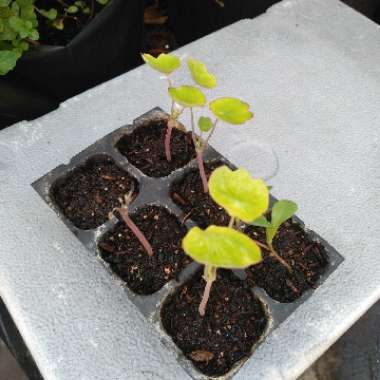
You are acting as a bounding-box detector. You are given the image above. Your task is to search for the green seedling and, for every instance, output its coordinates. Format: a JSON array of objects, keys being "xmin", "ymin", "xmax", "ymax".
[
  {"xmin": 251, "ymin": 199, "xmax": 298, "ymax": 272},
  {"xmin": 141, "ymin": 52, "xmax": 183, "ymax": 162},
  {"xmin": 142, "ymin": 53, "xmax": 254, "ymax": 193},
  {"xmin": 187, "ymin": 62, "xmax": 253, "ymax": 193},
  {"xmin": 182, "ymin": 225, "xmax": 262, "ymax": 316}
]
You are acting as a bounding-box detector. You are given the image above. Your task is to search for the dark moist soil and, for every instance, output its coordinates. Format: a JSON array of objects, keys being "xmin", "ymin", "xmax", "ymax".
[
  {"xmin": 245, "ymin": 219, "xmax": 329, "ymax": 302},
  {"xmin": 98, "ymin": 205, "xmax": 191, "ymax": 295},
  {"xmin": 35, "ymin": 0, "xmax": 107, "ymax": 46},
  {"xmin": 170, "ymin": 161, "xmax": 230, "ymax": 227},
  {"xmin": 161, "ymin": 270, "xmax": 268, "ymax": 377},
  {"xmin": 51, "ymin": 155, "xmax": 138, "ymax": 230},
  {"xmin": 116, "ymin": 120, "xmax": 195, "ymax": 177}
]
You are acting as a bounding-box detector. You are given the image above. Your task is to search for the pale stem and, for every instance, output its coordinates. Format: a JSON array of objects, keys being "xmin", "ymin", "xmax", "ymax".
[
  {"xmin": 165, "ymin": 121, "xmax": 173, "ymax": 162},
  {"xmin": 199, "ymin": 265, "xmax": 217, "ymax": 317},
  {"xmin": 114, "ymin": 193, "xmax": 153, "ymax": 257},
  {"xmin": 116, "ymin": 208, "xmax": 153, "ymax": 257},
  {"xmin": 190, "ymin": 108, "xmax": 209, "ymax": 193},
  {"xmin": 196, "ymin": 149, "xmax": 208, "ymax": 193},
  {"xmin": 250, "ymin": 238, "xmax": 292, "ymax": 272},
  {"xmin": 228, "ymin": 216, "xmax": 235, "ymax": 228},
  {"xmin": 204, "ymin": 119, "xmax": 218, "ymax": 147},
  {"xmin": 268, "ymin": 243, "xmax": 293, "ymax": 273}
]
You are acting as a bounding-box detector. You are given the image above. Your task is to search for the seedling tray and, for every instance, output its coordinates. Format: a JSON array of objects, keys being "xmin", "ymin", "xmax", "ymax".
[{"xmin": 33, "ymin": 108, "xmax": 343, "ymax": 379}]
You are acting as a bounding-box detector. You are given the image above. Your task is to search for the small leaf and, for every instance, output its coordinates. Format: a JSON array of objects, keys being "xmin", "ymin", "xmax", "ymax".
[
  {"xmin": 52, "ymin": 18, "xmax": 64, "ymax": 30},
  {"xmin": 141, "ymin": 52, "xmax": 180, "ymax": 74},
  {"xmin": 209, "ymin": 166, "xmax": 269, "ymax": 223},
  {"xmin": 38, "ymin": 8, "xmax": 57, "ymax": 20},
  {"xmin": 96, "ymin": 0, "xmax": 109, "ymax": 4},
  {"xmin": 188, "ymin": 58, "xmax": 217, "ymax": 89},
  {"xmin": 168, "ymin": 85, "xmax": 206, "ymax": 108},
  {"xmin": 198, "ymin": 116, "xmax": 213, "ymax": 132},
  {"xmin": 183, "ymin": 225, "xmax": 262, "ymax": 269},
  {"xmin": 66, "ymin": 5, "xmax": 78, "ymax": 13},
  {"xmin": 251, "ymin": 215, "xmax": 271, "ymax": 228},
  {"xmin": 267, "ymin": 200, "xmax": 298, "ymax": 245},
  {"xmin": 0, "ymin": 49, "xmax": 21, "ymax": 75},
  {"xmin": 209, "ymin": 97, "xmax": 253, "ymax": 124}
]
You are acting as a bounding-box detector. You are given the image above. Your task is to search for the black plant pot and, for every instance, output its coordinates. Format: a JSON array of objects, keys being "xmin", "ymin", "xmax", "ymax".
[
  {"xmin": 168, "ymin": 0, "xmax": 280, "ymax": 45},
  {"xmin": 6, "ymin": 0, "xmax": 144, "ymax": 102}
]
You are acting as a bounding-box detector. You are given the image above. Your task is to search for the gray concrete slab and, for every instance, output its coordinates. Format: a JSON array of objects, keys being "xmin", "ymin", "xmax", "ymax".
[{"xmin": 0, "ymin": 0, "xmax": 379, "ymax": 379}]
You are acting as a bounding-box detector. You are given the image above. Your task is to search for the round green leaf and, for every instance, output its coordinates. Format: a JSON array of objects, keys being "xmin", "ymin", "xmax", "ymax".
[
  {"xmin": 66, "ymin": 5, "xmax": 78, "ymax": 13},
  {"xmin": 168, "ymin": 85, "xmax": 206, "ymax": 108},
  {"xmin": 188, "ymin": 58, "xmax": 217, "ymax": 89},
  {"xmin": 141, "ymin": 53, "xmax": 181, "ymax": 75},
  {"xmin": 39, "ymin": 8, "xmax": 58, "ymax": 20},
  {"xmin": 209, "ymin": 166, "xmax": 269, "ymax": 223},
  {"xmin": 198, "ymin": 116, "xmax": 213, "ymax": 132},
  {"xmin": 209, "ymin": 97, "xmax": 253, "ymax": 124},
  {"xmin": 182, "ymin": 225, "xmax": 262, "ymax": 269},
  {"xmin": 0, "ymin": 49, "xmax": 21, "ymax": 75}
]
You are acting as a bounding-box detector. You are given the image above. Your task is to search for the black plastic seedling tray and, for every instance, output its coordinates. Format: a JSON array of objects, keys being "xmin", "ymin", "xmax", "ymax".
[{"xmin": 32, "ymin": 108, "xmax": 344, "ymax": 379}]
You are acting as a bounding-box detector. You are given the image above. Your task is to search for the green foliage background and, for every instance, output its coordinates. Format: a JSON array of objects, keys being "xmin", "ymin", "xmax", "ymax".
[{"xmin": 0, "ymin": 0, "xmax": 39, "ymax": 75}]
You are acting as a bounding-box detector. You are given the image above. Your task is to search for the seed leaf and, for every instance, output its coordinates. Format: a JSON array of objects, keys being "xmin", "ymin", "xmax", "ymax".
[
  {"xmin": 188, "ymin": 58, "xmax": 216, "ymax": 89},
  {"xmin": 198, "ymin": 116, "xmax": 213, "ymax": 132},
  {"xmin": 251, "ymin": 215, "xmax": 271, "ymax": 228},
  {"xmin": 142, "ymin": 52, "xmax": 180, "ymax": 74},
  {"xmin": 209, "ymin": 97, "xmax": 253, "ymax": 124},
  {"xmin": 38, "ymin": 8, "xmax": 57, "ymax": 20},
  {"xmin": 209, "ymin": 166, "xmax": 269, "ymax": 223},
  {"xmin": 168, "ymin": 85, "xmax": 206, "ymax": 108},
  {"xmin": 183, "ymin": 225, "xmax": 262, "ymax": 269},
  {"xmin": 267, "ymin": 200, "xmax": 298, "ymax": 245}
]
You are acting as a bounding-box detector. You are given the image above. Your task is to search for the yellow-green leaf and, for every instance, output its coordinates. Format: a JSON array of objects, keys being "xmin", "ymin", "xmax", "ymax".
[
  {"xmin": 267, "ymin": 200, "xmax": 298, "ymax": 245},
  {"xmin": 198, "ymin": 116, "xmax": 213, "ymax": 132},
  {"xmin": 209, "ymin": 166, "xmax": 269, "ymax": 223},
  {"xmin": 188, "ymin": 58, "xmax": 216, "ymax": 89},
  {"xmin": 168, "ymin": 85, "xmax": 206, "ymax": 108},
  {"xmin": 182, "ymin": 225, "xmax": 262, "ymax": 268},
  {"xmin": 141, "ymin": 53, "xmax": 180, "ymax": 74},
  {"xmin": 209, "ymin": 97, "xmax": 253, "ymax": 124}
]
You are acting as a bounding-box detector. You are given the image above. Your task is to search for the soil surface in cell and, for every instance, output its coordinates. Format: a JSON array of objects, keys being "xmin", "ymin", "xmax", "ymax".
[
  {"xmin": 245, "ymin": 219, "xmax": 329, "ymax": 302},
  {"xmin": 98, "ymin": 205, "xmax": 191, "ymax": 294},
  {"xmin": 116, "ymin": 120, "xmax": 195, "ymax": 177},
  {"xmin": 35, "ymin": 0, "xmax": 107, "ymax": 46},
  {"xmin": 171, "ymin": 161, "xmax": 230, "ymax": 227},
  {"xmin": 52, "ymin": 155, "xmax": 138, "ymax": 230},
  {"xmin": 161, "ymin": 270, "xmax": 268, "ymax": 377}
]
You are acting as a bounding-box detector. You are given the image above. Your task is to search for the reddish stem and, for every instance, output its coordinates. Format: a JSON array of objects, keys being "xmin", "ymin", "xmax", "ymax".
[
  {"xmin": 165, "ymin": 121, "xmax": 173, "ymax": 162},
  {"xmin": 116, "ymin": 208, "xmax": 153, "ymax": 257},
  {"xmin": 196, "ymin": 149, "xmax": 208, "ymax": 193},
  {"xmin": 199, "ymin": 278, "xmax": 213, "ymax": 316}
]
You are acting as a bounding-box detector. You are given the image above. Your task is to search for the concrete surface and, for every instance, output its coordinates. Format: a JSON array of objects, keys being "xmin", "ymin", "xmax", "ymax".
[{"xmin": 0, "ymin": 0, "xmax": 380, "ymax": 379}]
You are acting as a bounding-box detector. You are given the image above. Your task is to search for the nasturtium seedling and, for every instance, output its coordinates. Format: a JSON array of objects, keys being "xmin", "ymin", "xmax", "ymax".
[
  {"xmin": 141, "ymin": 53, "xmax": 181, "ymax": 75},
  {"xmin": 168, "ymin": 85, "xmax": 206, "ymax": 108},
  {"xmin": 209, "ymin": 166, "xmax": 269, "ymax": 223},
  {"xmin": 251, "ymin": 199, "xmax": 298, "ymax": 272},
  {"xmin": 183, "ymin": 225, "xmax": 262, "ymax": 316},
  {"xmin": 210, "ymin": 97, "xmax": 253, "ymax": 124},
  {"xmin": 252, "ymin": 200, "xmax": 298, "ymax": 246},
  {"xmin": 188, "ymin": 58, "xmax": 216, "ymax": 89},
  {"xmin": 141, "ymin": 51, "xmax": 255, "ymax": 191}
]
